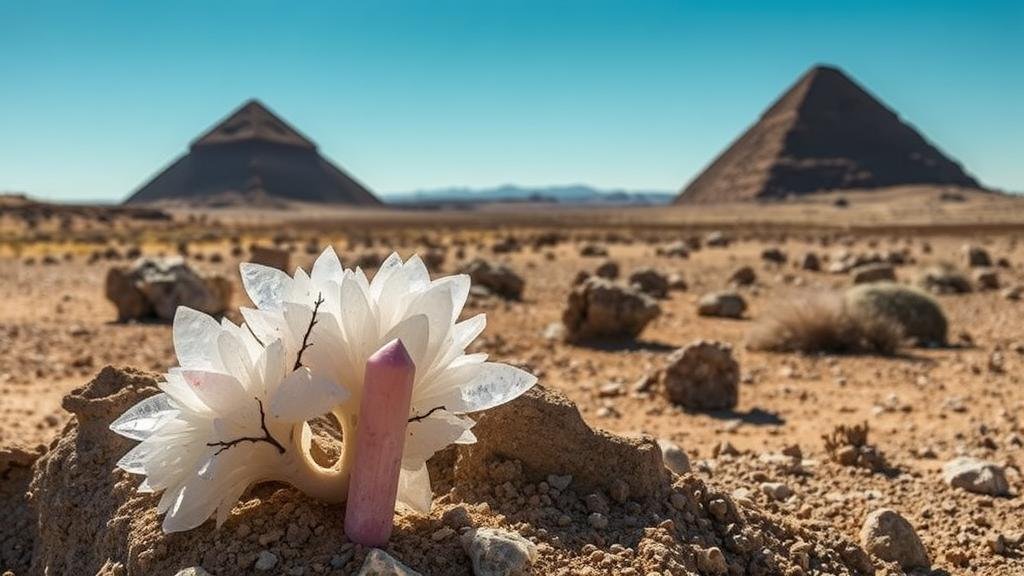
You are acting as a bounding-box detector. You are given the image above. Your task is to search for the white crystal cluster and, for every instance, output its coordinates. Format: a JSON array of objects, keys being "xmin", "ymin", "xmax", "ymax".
[{"xmin": 111, "ymin": 248, "xmax": 536, "ymax": 532}]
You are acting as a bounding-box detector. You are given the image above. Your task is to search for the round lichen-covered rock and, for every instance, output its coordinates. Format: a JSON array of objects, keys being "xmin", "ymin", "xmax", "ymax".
[{"xmin": 844, "ymin": 282, "xmax": 948, "ymax": 346}]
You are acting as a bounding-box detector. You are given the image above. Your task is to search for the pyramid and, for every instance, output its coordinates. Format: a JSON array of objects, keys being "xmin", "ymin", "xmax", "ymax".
[
  {"xmin": 125, "ymin": 100, "xmax": 381, "ymax": 206},
  {"xmin": 676, "ymin": 65, "xmax": 980, "ymax": 204}
]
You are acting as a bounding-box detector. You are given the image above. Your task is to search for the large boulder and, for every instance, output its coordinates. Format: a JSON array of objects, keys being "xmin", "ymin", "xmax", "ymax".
[
  {"xmin": 460, "ymin": 258, "xmax": 525, "ymax": 300},
  {"xmin": 844, "ymin": 283, "xmax": 947, "ymax": 346},
  {"xmin": 105, "ymin": 257, "xmax": 232, "ymax": 321},
  {"xmin": 660, "ymin": 341, "xmax": 740, "ymax": 411},
  {"xmin": 562, "ymin": 278, "xmax": 661, "ymax": 342}
]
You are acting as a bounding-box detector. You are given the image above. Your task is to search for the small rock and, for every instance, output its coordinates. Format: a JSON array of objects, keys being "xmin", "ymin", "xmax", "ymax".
[
  {"xmin": 588, "ymin": 513, "xmax": 609, "ymax": 529},
  {"xmin": 760, "ymin": 482, "xmax": 793, "ymax": 501},
  {"xmin": 801, "ymin": 253, "xmax": 821, "ymax": 271},
  {"xmin": 562, "ymin": 278, "xmax": 661, "ymax": 341},
  {"xmin": 460, "ymin": 258, "xmax": 525, "ymax": 300},
  {"xmin": 250, "ymin": 245, "xmax": 291, "ymax": 271},
  {"xmin": 942, "ymin": 457, "xmax": 1011, "ymax": 496},
  {"xmin": 546, "ymin": 474, "xmax": 573, "ymax": 492},
  {"xmin": 963, "ymin": 244, "xmax": 992, "ymax": 267},
  {"xmin": 851, "ymin": 263, "xmax": 896, "ymax": 284},
  {"xmin": 174, "ymin": 568, "xmax": 212, "ymax": 576},
  {"xmin": 973, "ymin": 268, "xmax": 999, "ymax": 290},
  {"xmin": 916, "ymin": 263, "xmax": 972, "ymax": 294},
  {"xmin": 657, "ymin": 241, "xmax": 690, "ymax": 258},
  {"xmin": 432, "ymin": 526, "xmax": 456, "ymax": 541},
  {"xmin": 461, "ymin": 527, "xmax": 538, "ymax": 576},
  {"xmin": 729, "ymin": 266, "xmax": 756, "ymax": 286},
  {"xmin": 105, "ymin": 257, "xmax": 231, "ymax": 321},
  {"xmin": 254, "ymin": 551, "xmax": 279, "ymax": 572},
  {"xmin": 356, "ymin": 549, "xmax": 421, "ymax": 576},
  {"xmin": 859, "ymin": 508, "xmax": 930, "ymax": 570},
  {"xmin": 705, "ymin": 231, "xmax": 730, "ymax": 247},
  {"xmin": 629, "ymin": 268, "xmax": 670, "ymax": 299},
  {"xmin": 696, "ymin": 546, "xmax": 728, "ymax": 575},
  {"xmin": 595, "ymin": 260, "xmax": 620, "ymax": 279},
  {"xmin": 441, "ymin": 505, "xmax": 473, "ymax": 529},
  {"xmin": 657, "ymin": 439, "xmax": 691, "ymax": 474},
  {"xmin": 661, "ymin": 341, "xmax": 740, "ymax": 410},
  {"xmin": 761, "ymin": 248, "xmax": 787, "ymax": 264},
  {"xmin": 697, "ymin": 291, "xmax": 747, "ymax": 319}
]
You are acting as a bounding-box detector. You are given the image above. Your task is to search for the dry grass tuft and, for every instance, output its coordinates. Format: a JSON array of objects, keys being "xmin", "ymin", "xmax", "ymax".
[
  {"xmin": 747, "ymin": 292, "xmax": 903, "ymax": 355},
  {"xmin": 822, "ymin": 422, "xmax": 888, "ymax": 472},
  {"xmin": 823, "ymin": 421, "xmax": 871, "ymax": 452}
]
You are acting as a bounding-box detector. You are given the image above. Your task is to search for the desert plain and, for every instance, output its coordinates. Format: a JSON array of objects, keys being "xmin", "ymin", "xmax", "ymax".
[{"xmin": 1, "ymin": 185, "xmax": 1023, "ymax": 576}]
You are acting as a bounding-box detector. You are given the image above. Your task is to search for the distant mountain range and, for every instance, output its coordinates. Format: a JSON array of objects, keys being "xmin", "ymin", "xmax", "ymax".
[{"xmin": 383, "ymin": 184, "xmax": 675, "ymax": 205}]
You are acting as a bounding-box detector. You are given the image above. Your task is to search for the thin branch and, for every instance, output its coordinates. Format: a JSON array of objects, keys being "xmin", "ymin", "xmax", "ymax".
[
  {"xmin": 408, "ymin": 405, "xmax": 446, "ymax": 423},
  {"xmin": 245, "ymin": 322, "xmax": 265, "ymax": 347},
  {"xmin": 293, "ymin": 293, "xmax": 324, "ymax": 371},
  {"xmin": 206, "ymin": 398, "xmax": 286, "ymax": 456}
]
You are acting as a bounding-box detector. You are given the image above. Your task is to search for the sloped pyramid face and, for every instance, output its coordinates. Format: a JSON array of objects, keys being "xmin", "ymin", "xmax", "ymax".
[
  {"xmin": 676, "ymin": 65, "xmax": 980, "ymax": 204},
  {"xmin": 125, "ymin": 100, "xmax": 381, "ymax": 206}
]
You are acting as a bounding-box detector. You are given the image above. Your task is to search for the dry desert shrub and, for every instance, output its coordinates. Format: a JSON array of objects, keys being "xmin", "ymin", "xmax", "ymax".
[
  {"xmin": 747, "ymin": 292, "xmax": 903, "ymax": 355},
  {"xmin": 822, "ymin": 421, "xmax": 888, "ymax": 472}
]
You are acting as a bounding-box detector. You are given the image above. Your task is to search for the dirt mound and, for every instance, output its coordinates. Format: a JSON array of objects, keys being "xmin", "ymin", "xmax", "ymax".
[
  {"xmin": 1, "ymin": 443, "xmax": 43, "ymax": 573},
  {"xmin": 17, "ymin": 367, "xmax": 875, "ymax": 575}
]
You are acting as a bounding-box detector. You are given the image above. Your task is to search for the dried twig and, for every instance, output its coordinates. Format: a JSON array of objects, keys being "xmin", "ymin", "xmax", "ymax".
[
  {"xmin": 293, "ymin": 293, "xmax": 324, "ymax": 371},
  {"xmin": 206, "ymin": 398, "xmax": 286, "ymax": 455},
  {"xmin": 408, "ymin": 405, "xmax": 446, "ymax": 423},
  {"xmin": 245, "ymin": 322, "xmax": 265, "ymax": 347}
]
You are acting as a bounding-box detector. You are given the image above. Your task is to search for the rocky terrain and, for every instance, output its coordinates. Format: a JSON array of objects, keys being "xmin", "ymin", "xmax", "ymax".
[{"xmin": 1, "ymin": 197, "xmax": 1022, "ymax": 575}]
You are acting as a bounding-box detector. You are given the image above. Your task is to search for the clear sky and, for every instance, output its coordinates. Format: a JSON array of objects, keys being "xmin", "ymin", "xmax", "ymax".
[{"xmin": 1, "ymin": 0, "xmax": 1021, "ymax": 202}]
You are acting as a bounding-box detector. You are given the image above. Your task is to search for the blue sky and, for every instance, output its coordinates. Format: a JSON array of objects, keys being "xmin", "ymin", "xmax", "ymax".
[{"xmin": 1, "ymin": 0, "xmax": 1021, "ymax": 201}]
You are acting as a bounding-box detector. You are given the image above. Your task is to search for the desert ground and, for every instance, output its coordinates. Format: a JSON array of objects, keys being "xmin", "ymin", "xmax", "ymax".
[{"xmin": 1, "ymin": 185, "xmax": 1022, "ymax": 576}]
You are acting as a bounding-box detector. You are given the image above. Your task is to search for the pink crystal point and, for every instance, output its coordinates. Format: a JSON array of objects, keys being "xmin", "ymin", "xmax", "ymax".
[{"xmin": 344, "ymin": 339, "xmax": 417, "ymax": 547}]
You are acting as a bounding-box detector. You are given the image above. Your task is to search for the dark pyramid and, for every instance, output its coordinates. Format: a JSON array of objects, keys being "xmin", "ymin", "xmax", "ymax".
[
  {"xmin": 125, "ymin": 100, "xmax": 381, "ymax": 205},
  {"xmin": 676, "ymin": 65, "xmax": 980, "ymax": 204}
]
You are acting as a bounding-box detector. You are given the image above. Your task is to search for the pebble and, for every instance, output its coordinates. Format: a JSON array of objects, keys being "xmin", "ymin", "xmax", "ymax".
[
  {"xmin": 696, "ymin": 546, "xmax": 728, "ymax": 575},
  {"xmin": 432, "ymin": 526, "xmax": 456, "ymax": 541},
  {"xmin": 657, "ymin": 439, "xmax": 691, "ymax": 474},
  {"xmin": 173, "ymin": 568, "xmax": 212, "ymax": 576},
  {"xmin": 588, "ymin": 512, "xmax": 609, "ymax": 529},
  {"xmin": 760, "ymin": 482, "xmax": 793, "ymax": 501},
  {"xmin": 254, "ymin": 551, "xmax": 278, "ymax": 571},
  {"xmin": 356, "ymin": 549, "xmax": 421, "ymax": 576},
  {"xmin": 461, "ymin": 527, "xmax": 538, "ymax": 576},
  {"xmin": 546, "ymin": 474, "xmax": 573, "ymax": 492}
]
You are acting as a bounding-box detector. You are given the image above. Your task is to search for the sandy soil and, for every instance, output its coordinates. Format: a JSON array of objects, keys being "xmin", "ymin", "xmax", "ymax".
[{"xmin": 1, "ymin": 187, "xmax": 1022, "ymax": 574}]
